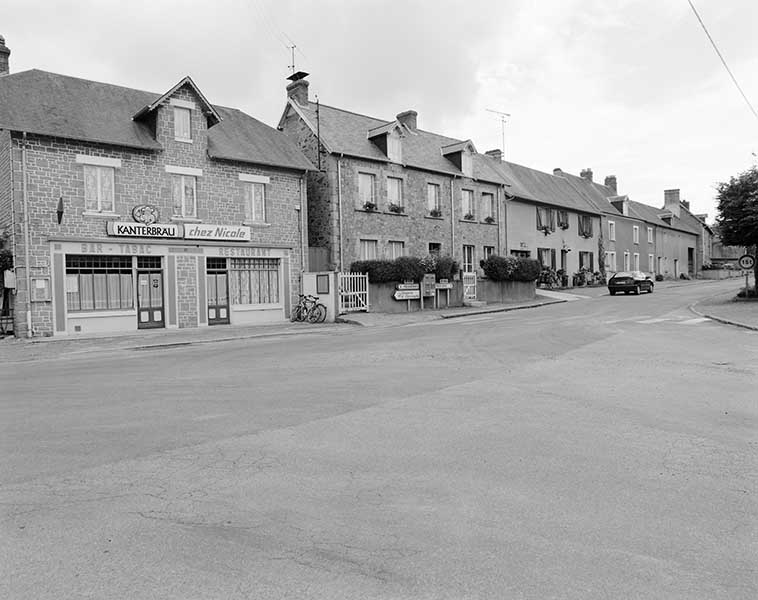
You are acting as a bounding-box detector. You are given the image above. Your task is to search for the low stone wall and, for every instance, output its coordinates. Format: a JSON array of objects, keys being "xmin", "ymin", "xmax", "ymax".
[
  {"xmin": 366, "ymin": 279, "xmax": 536, "ymax": 313},
  {"xmin": 699, "ymin": 270, "xmax": 745, "ymax": 280}
]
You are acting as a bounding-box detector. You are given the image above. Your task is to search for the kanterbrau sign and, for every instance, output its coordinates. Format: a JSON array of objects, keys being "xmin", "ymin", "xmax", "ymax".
[
  {"xmin": 106, "ymin": 222, "xmax": 252, "ymax": 242},
  {"xmin": 106, "ymin": 222, "xmax": 181, "ymax": 238}
]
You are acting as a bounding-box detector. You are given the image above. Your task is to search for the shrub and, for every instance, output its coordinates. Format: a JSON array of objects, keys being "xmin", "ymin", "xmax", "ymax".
[
  {"xmin": 0, "ymin": 248, "xmax": 12, "ymax": 273},
  {"xmin": 481, "ymin": 255, "xmax": 540, "ymax": 282},
  {"xmin": 434, "ymin": 255, "xmax": 459, "ymax": 280},
  {"xmin": 655, "ymin": 273, "xmax": 664, "ymax": 281},
  {"xmin": 350, "ymin": 259, "xmax": 397, "ymax": 283},
  {"xmin": 737, "ymin": 286, "xmax": 758, "ymax": 298},
  {"xmin": 394, "ymin": 256, "xmax": 425, "ymax": 282},
  {"xmin": 679, "ymin": 273, "xmax": 691, "ymax": 280}
]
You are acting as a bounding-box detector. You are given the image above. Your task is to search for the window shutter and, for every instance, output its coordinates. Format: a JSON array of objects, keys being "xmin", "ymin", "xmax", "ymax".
[
  {"xmin": 536, "ymin": 208, "xmax": 543, "ymax": 229},
  {"xmin": 551, "ymin": 249, "xmax": 556, "ymax": 269}
]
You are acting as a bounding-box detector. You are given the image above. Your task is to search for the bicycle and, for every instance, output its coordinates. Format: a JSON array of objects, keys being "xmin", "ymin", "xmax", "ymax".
[{"xmin": 291, "ymin": 294, "xmax": 327, "ymax": 323}]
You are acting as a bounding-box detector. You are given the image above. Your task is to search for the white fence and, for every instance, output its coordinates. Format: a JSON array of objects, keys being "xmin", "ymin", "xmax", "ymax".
[
  {"xmin": 462, "ymin": 271, "xmax": 477, "ymax": 300},
  {"xmin": 339, "ymin": 272, "xmax": 369, "ymax": 313}
]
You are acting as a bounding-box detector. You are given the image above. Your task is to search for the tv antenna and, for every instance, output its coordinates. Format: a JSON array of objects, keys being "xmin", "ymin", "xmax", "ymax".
[
  {"xmin": 486, "ymin": 109, "xmax": 511, "ymax": 158},
  {"xmin": 288, "ymin": 45, "xmax": 296, "ymax": 74}
]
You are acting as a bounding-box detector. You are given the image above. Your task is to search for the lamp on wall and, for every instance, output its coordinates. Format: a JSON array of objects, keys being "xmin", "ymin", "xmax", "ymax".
[{"xmin": 56, "ymin": 196, "xmax": 64, "ymax": 224}]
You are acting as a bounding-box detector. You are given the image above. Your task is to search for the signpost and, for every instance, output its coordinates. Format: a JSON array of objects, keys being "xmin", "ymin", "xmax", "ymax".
[
  {"xmin": 394, "ymin": 282, "xmax": 420, "ymax": 311},
  {"xmin": 738, "ymin": 254, "xmax": 755, "ymax": 297}
]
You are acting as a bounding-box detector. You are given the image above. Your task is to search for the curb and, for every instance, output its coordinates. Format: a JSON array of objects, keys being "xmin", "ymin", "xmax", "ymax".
[
  {"xmin": 440, "ymin": 298, "xmax": 567, "ymax": 319},
  {"xmin": 689, "ymin": 290, "xmax": 758, "ymax": 332}
]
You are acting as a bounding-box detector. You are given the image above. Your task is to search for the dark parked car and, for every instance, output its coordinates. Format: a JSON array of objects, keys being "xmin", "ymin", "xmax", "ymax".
[{"xmin": 608, "ymin": 271, "xmax": 654, "ymax": 295}]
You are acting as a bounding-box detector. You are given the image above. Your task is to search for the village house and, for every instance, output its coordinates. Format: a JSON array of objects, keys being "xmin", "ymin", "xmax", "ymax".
[
  {"xmin": 0, "ymin": 36, "xmax": 313, "ymax": 338},
  {"xmin": 278, "ymin": 73, "xmax": 507, "ymax": 277}
]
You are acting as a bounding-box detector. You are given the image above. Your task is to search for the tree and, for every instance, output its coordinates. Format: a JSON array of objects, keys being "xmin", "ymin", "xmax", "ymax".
[{"xmin": 715, "ymin": 165, "xmax": 758, "ymax": 285}]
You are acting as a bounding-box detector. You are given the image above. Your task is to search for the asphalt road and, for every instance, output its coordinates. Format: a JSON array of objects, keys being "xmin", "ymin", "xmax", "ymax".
[{"xmin": 2, "ymin": 281, "xmax": 756, "ymax": 599}]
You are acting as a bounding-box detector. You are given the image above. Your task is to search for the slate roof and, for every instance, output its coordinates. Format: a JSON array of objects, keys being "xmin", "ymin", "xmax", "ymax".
[
  {"xmin": 291, "ymin": 100, "xmax": 501, "ymax": 182},
  {"xmin": 0, "ymin": 69, "xmax": 313, "ymax": 171}
]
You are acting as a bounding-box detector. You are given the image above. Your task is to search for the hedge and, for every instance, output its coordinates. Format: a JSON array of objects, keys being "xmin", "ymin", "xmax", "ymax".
[
  {"xmin": 350, "ymin": 254, "xmax": 460, "ymax": 283},
  {"xmin": 480, "ymin": 255, "xmax": 541, "ymax": 282}
]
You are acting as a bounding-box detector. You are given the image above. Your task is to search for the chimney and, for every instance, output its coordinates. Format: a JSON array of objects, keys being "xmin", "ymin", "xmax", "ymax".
[
  {"xmin": 681, "ymin": 199, "xmax": 690, "ymax": 211},
  {"xmin": 485, "ymin": 149, "xmax": 502, "ymax": 162},
  {"xmin": 553, "ymin": 168, "xmax": 563, "ymax": 176},
  {"xmin": 396, "ymin": 110, "xmax": 417, "ymax": 130},
  {"xmin": 0, "ymin": 35, "xmax": 10, "ymax": 76},
  {"xmin": 580, "ymin": 168, "xmax": 593, "ymax": 182},
  {"xmin": 604, "ymin": 175, "xmax": 617, "ymax": 194},
  {"xmin": 286, "ymin": 71, "xmax": 309, "ymax": 106},
  {"xmin": 664, "ymin": 189, "xmax": 681, "ymax": 218}
]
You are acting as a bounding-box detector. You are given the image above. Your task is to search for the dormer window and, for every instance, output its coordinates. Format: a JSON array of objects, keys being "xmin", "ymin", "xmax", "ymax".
[
  {"xmin": 174, "ymin": 106, "xmax": 191, "ymax": 141},
  {"xmin": 441, "ymin": 139, "xmax": 477, "ymax": 178},
  {"xmin": 387, "ymin": 131, "xmax": 402, "ymax": 163},
  {"xmin": 461, "ymin": 152, "xmax": 473, "ymax": 178}
]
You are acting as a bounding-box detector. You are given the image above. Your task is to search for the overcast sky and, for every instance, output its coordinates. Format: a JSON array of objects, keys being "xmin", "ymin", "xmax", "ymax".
[{"xmin": 3, "ymin": 0, "xmax": 757, "ymax": 222}]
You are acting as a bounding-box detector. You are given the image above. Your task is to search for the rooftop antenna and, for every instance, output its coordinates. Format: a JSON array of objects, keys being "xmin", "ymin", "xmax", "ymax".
[
  {"xmin": 486, "ymin": 108, "xmax": 511, "ymax": 158},
  {"xmin": 288, "ymin": 45, "xmax": 296, "ymax": 74}
]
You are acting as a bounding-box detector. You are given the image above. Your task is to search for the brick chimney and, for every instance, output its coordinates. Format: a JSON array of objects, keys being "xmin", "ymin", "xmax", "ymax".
[
  {"xmin": 485, "ymin": 149, "xmax": 502, "ymax": 162},
  {"xmin": 664, "ymin": 189, "xmax": 681, "ymax": 218},
  {"xmin": 396, "ymin": 110, "xmax": 417, "ymax": 130},
  {"xmin": 604, "ymin": 175, "xmax": 617, "ymax": 194},
  {"xmin": 286, "ymin": 71, "xmax": 309, "ymax": 106},
  {"xmin": 0, "ymin": 35, "xmax": 10, "ymax": 76},
  {"xmin": 580, "ymin": 168, "xmax": 593, "ymax": 182}
]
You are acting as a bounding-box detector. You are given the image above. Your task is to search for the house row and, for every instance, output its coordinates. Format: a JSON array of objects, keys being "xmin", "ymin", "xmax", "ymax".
[{"xmin": 0, "ymin": 37, "xmax": 713, "ymax": 338}]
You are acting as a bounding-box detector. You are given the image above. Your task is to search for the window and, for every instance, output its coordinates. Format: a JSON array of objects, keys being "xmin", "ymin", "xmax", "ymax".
[
  {"xmin": 387, "ymin": 177, "xmax": 403, "ymax": 211},
  {"xmin": 578, "ymin": 215, "xmax": 593, "ymax": 238},
  {"xmin": 387, "ymin": 240, "xmax": 405, "ymax": 259},
  {"xmin": 647, "ymin": 227, "xmax": 654, "ymax": 243},
  {"xmin": 537, "ymin": 247, "xmax": 555, "ymax": 269},
  {"xmin": 557, "ymin": 210, "xmax": 569, "ymax": 229},
  {"xmin": 461, "ymin": 152, "xmax": 473, "ymax": 178},
  {"xmin": 648, "ymin": 254, "xmax": 655, "ymax": 272},
  {"xmin": 608, "ymin": 221, "xmax": 616, "ymax": 241},
  {"xmin": 462, "ymin": 189, "xmax": 474, "ymax": 219},
  {"xmin": 427, "ymin": 183, "xmax": 441, "ymax": 214},
  {"xmin": 605, "ymin": 251, "xmax": 617, "ymax": 272},
  {"xmin": 360, "ymin": 239, "xmax": 378, "ymax": 260},
  {"xmin": 633, "ymin": 252, "xmax": 640, "ymax": 271},
  {"xmin": 482, "ymin": 192, "xmax": 495, "ymax": 220},
  {"xmin": 536, "ymin": 206, "xmax": 555, "ymax": 232},
  {"xmin": 174, "ymin": 106, "xmax": 191, "ymax": 141},
  {"xmin": 633, "ymin": 225, "xmax": 640, "ymax": 244},
  {"xmin": 579, "ymin": 251, "xmax": 594, "ymax": 271},
  {"xmin": 387, "ymin": 133, "xmax": 402, "ymax": 163},
  {"xmin": 244, "ymin": 182, "xmax": 266, "ymax": 223},
  {"xmin": 511, "ymin": 249, "xmax": 530, "ymax": 258},
  {"xmin": 462, "ymin": 245, "xmax": 475, "ymax": 272},
  {"xmin": 428, "ymin": 242, "xmax": 442, "ymax": 256},
  {"xmin": 623, "ymin": 251, "xmax": 630, "ymax": 271},
  {"xmin": 229, "ymin": 258, "xmax": 279, "ymax": 305},
  {"xmin": 358, "ymin": 173, "xmax": 376, "ymax": 209},
  {"xmin": 483, "ymin": 246, "xmax": 495, "ymax": 261},
  {"xmin": 172, "ymin": 174, "xmax": 197, "ymax": 218},
  {"xmin": 83, "ymin": 165, "xmax": 115, "ymax": 213},
  {"xmin": 66, "ymin": 255, "xmax": 133, "ymax": 312}
]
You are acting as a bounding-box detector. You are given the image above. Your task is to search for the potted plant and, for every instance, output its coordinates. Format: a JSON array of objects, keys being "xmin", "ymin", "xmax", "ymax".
[
  {"xmin": 464, "ymin": 212, "xmax": 475, "ymax": 221},
  {"xmin": 363, "ymin": 201, "xmax": 377, "ymax": 212},
  {"xmin": 388, "ymin": 203, "xmax": 404, "ymax": 214},
  {"xmin": 429, "ymin": 208, "xmax": 442, "ymax": 218},
  {"xmin": 484, "ymin": 215, "xmax": 496, "ymax": 224}
]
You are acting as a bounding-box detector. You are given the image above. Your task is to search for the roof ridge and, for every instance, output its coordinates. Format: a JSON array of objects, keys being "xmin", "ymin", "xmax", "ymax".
[
  {"xmin": 17, "ymin": 68, "xmax": 161, "ymax": 98},
  {"xmin": 305, "ymin": 101, "xmax": 390, "ymax": 124}
]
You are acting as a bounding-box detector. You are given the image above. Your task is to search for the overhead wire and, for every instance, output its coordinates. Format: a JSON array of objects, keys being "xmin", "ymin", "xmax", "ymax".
[{"xmin": 686, "ymin": 0, "xmax": 758, "ymax": 123}]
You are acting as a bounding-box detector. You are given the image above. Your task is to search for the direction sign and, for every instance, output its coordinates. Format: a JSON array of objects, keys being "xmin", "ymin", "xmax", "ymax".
[
  {"xmin": 738, "ymin": 254, "xmax": 755, "ymax": 270},
  {"xmin": 393, "ymin": 289, "xmax": 420, "ymax": 300}
]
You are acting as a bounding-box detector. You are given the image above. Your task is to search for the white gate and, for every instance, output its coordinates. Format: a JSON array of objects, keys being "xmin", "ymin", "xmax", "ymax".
[
  {"xmin": 339, "ymin": 272, "xmax": 369, "ymax": 313},
  {"xmin": 463, "ymin": 271, "xmax": 477, "ymax": 300}
]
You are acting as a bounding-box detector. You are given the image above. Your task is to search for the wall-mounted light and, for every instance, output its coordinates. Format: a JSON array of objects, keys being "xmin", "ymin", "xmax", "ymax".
[{"xmin": 56, "ymin": 196, "xmax": 64, "ymax": 224}]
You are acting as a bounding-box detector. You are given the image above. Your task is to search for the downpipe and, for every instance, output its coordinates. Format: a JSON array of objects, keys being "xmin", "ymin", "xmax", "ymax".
[{"xmin": 21, "ymin": 132, "xmax": 32, "ymax": 338}]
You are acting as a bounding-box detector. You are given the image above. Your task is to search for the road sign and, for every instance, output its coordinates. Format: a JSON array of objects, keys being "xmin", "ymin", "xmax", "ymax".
[
  {"xmin": 738, "ymin": 254, "xmax": 755, "ymax": 270},
  {"xmin": 396, "ymin": 283, "xmax": 420, "ymax": 290},
  {"xmin": 435, "ymin": 282, "xmax": 453, "ymax": 290},
  {"xmin": 393, "ymin": 289, "xmax": 420, "ymax": 300}
]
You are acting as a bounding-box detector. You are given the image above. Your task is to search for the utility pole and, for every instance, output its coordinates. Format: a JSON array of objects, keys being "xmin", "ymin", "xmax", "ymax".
[{"xmin": 486, "ymin": 109, "xmax": 511, "ymax": 158}]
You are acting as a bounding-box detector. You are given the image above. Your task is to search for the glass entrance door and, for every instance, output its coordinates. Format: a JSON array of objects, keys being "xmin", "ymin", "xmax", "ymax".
[
  {"xmin": 206, "ymin": 258, "xmax": 230, "ymax": 325},
  {"xmin": 136, "ymin": 257, "xmax": 164, "ymax": 329}
]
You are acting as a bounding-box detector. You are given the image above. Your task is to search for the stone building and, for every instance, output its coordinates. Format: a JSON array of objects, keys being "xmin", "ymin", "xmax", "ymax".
[
  {"xmin": 0, "ymin": 37, "xmax": 313, "ymax": 337},
  {"xmin": 278, "ymin": 73, "xmax": 506, "ymax": 276}
]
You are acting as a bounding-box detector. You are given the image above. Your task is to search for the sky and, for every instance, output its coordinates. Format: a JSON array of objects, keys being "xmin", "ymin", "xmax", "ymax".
[{"xmin": 3, "ymin": 0, "xmax": 757, "ymax": 223}]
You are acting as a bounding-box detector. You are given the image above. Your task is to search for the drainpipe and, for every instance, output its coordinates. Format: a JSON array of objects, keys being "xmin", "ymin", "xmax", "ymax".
[
  {"xmin": 21, "ymin": 132, "xmax": 32, "ymax": 337},
  {"xmin": 449, "ymin": 175, "xmax": 457, "ymax": 258},
  {"xmin": 299, "ymin": 172, "xmax": 308, "ymax": 272},
  {"xmin": 337, "ymin": 154, "xmax": 344, "ymax": 271}
]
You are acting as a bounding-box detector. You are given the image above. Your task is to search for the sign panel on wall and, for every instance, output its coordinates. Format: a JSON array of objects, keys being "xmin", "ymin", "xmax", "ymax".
[
  {"xmin": 184, "ymin": 224, "xmax": 252, "ymax": 242},
  {"xmin": 106, "ymin": 222, "xmax": 182, "ymax": 238}
]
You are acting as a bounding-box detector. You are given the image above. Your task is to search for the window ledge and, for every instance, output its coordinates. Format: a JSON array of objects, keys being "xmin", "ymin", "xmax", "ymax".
[
  {"xmin": 459, "ymin": 219, "xmax": 477, "ymax": 224},
  {"xmin": 383, "ymin": 211, "xmax": 408, "ymax": 216},
  {"xmin": 82, "ymin": 211, "xmax": 120, "ymax": 219},
  {"xmin": 480, "ymin": 219, "xmax": 497, "ymax": 225},
  {"xmin": 243, "ymin": 221, "xmax": 271, "ymax": 228},
  {"xmin": 355, "ymin": 208, "xmax": 379, "ymax": 214},
  {"xmin": 174, "ymin": 138, "xmax": 193, "ymax": 144},
  {"xmin": 170, "ymin": 216, "xmax": 202, "ymax": 223},
  {"xmin": 68, "ymin": 309, "xmax": 136, "ymax": 319},
  {"xmin": 424, "ymin": 215, "xmax": 444, "ymax": 220}
]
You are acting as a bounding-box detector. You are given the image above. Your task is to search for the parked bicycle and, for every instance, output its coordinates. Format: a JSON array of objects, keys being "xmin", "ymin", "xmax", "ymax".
[{"xmin": 291, "ymin": 294, "xmax": 327, "ymax": 323}]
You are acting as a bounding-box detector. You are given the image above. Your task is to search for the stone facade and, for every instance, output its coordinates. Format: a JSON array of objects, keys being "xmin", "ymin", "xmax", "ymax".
[{"xmin": 2, "ymin": 82, "xmax": 308, "ymax": 337}]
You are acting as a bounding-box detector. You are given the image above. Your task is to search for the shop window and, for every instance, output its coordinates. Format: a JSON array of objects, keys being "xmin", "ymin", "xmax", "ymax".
[
  {"xmin": 244, "ymin": 182, "xmax": 266, "ymax": 223},
  {"xmin": 229, "ymin": 258, "xmax": 280, "ymax": 305},
  {"xmin": 83, "ymin": 165, "xmax": 115, "ymax": 213},
  {"xmin": 66, "ymin": 255, "xmax": 133, "ymax": 312},
  {"xmin": 172, "ymin": 174, "xmax": 197, "ymax": 218}
]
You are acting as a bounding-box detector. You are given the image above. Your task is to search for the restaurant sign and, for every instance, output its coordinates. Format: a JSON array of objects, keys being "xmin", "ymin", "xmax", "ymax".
[
  {"xmin": 106, "ymin": 222, "xmax": 181, "ymax": 238},
  {"xmin": 184, "ymin": 224, "xmax": 251, "ymax": 242}
]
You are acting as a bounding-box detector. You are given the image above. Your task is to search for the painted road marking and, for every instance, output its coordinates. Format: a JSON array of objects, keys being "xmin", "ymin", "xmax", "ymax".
[{"xmin": 677, "ymin": 317, "xmax": 711, "ymax": 325}]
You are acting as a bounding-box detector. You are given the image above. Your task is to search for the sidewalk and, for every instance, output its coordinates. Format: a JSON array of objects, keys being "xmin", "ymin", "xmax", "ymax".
[{"xmin": 691, "ymin": 288, "xmax": 758, "ymax": 331}]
